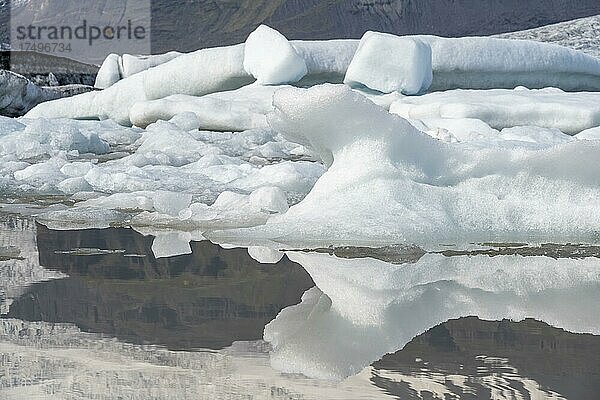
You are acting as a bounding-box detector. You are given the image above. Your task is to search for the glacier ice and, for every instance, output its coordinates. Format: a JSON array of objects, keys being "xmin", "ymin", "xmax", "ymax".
[
  {"xmin": 344, "ymin": 32, "xmax": 432, "ymax": 94},
  {"xmin": 244, "ymin": 25, "xmax": 308, "ymax": 85},
  {"xmin": 4, "ymin": 25, "xmax": 600, "ymax": 241}
]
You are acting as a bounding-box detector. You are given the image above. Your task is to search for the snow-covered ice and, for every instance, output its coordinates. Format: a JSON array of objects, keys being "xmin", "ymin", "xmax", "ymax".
[
  {"xmin": 292, "ymin": 39, "xmax": 359, "ymax": 83},
  {"xmin": 416, "ymin": 35, "xmax": 600, "ymax": 91},
  {"xmin": 129, "ymin": 84, "xmax": 283, "ymax": 130},
  {"xmin": 2, "ymin": 25, "xmax": 600, "ymax": 247},
  {"xmin": 27, "ymin": 44, "xmax": 253, "ymax": 125}
]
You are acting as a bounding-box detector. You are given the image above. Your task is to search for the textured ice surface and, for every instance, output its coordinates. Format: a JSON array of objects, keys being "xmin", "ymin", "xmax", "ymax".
[
  {"xmin": 390, "ymin": 88, "xmax": 600, "ymax": 134},
  {"xmin": 0, "ymin": 114, "xmax": 322, "ymax": 230},
  {"xmin": 27, "ymin": 27, "xmax": 600, "ymax": 126},
  {"xmin": 129, "ymin": 84, "xmax": 283, "ymax": 130},
  {"xmin": 265, "ymin": 251, "xmax": 600, "ymax": 379},
  {"xmin": 8, "ymin": 26, "xmax": 600, "ymax": 238},
  {"xmin": 577, "ymin": 126, "xmax": 600, "ymax": 140},
  {"xmin": 94, "ymin": 53, "xmax": 122, "ymax": 89},
  {"xmin": 344, "ymin": 32, "xmax": 432, "ymax": 94},
  {"xmin": 292, "ymin": 39, "xmax": 359, "ymax": 83},
  {"xmin": 96, "ymin": 52, "xmax": 184, "ymax": 89},
  {"xmin": 244, "ymin": 25, "xmax": 308, "ymax": 85},
  {"xmin": 237, "ymin": 84, "xmax": 600, "ymax": 247}
]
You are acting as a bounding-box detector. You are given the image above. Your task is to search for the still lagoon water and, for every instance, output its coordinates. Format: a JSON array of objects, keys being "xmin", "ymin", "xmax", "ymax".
[{"xmin": 0, "ymin": 212, "xmax": 598, "ymax": 399}]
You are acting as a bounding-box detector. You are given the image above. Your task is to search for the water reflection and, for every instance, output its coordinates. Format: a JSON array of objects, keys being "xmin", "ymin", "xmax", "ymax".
[
  {"xmin": 373, "ymin": 317, "xmax": 600, "ymax": 399},
  {"xmin": 0, "ymin": 214, "xmax": 599, "ymax": 399},
  {"xmin": 6, "ymin": 224, "xmax": 314, "ymax": 350},
  {"xmin": 266, "ymin": 252, "xmax": 600, "ymax": 380}
]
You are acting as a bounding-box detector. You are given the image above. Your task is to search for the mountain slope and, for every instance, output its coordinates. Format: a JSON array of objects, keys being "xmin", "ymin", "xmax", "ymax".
[
  {"xmin": 151, "ymin": 0, "xmax": 600, "ymax": 53},
  {"xmin": 2, "ymin": 0, "xmax": 600, "ymax": 54},
  {"xmin": 497, "ymin": 14, "xmax": 600, "ymax": 58}
]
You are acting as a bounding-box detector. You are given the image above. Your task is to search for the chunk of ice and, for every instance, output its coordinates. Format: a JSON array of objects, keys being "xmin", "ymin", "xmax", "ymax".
[
  {"xmin": 244, "ymin": 25, "xmax": 308, "ymax": 85},
  {"xmin": 344, "ymin": 32, "xmax": 432, "ymax": 94}
]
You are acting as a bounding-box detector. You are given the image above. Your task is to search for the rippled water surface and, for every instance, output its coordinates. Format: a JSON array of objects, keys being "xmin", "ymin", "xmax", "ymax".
[{"xmin": 0, "ymin": 212, "xmax": 598, "ymax": 399}]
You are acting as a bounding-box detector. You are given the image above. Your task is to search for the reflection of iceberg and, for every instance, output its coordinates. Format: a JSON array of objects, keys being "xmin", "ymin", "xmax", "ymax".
[{"xmin": 265, "ymin": 251, "xmax": 600, "ymax": 380}]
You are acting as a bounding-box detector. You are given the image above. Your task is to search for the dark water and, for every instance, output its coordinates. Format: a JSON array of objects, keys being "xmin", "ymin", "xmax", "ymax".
[{"xmin": 0, "ymin": 213, "xmax": 599, "ymax": 399}]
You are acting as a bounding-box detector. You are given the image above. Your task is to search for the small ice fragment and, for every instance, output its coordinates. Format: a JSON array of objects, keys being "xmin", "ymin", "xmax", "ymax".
[{"xmin": 151, "ymin": 232, "xmax": 192, "ymax": 258}]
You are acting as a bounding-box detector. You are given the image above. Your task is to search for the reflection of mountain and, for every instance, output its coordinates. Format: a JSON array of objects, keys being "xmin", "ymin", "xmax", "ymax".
[
  {"xmin": 0, "ymin": 214, "xmax": 65, "ymax": 314},
  {"xmin": 5, "ymin": 225, "xmax": 313, "ymax": 350},
  {"xmin": 373, "ymin": 317, "xmax": 600, "ymax": 399}
]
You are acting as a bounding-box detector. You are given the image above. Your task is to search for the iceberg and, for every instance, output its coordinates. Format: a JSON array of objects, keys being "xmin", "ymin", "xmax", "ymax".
[
  {"xmin": 344, "ymin": 32, "xmax": 432, "ymax": 94},
  {"xmin": 237, "ymin": 84, "xmax": 600, "ymax": 247},
  {"xmin": 26, "ymin": 26, "xmax": 600, "ymax": 127},
  {"xmin": 390, "ymin": 87, "xmax": 600, "ymax": 135}
]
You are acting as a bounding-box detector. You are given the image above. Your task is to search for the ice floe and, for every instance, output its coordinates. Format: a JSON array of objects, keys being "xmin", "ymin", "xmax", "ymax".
[{"xmin": 2, "ymin": 25, "xmax": 600, "ymax": 244}]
